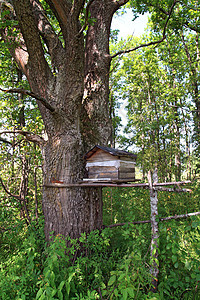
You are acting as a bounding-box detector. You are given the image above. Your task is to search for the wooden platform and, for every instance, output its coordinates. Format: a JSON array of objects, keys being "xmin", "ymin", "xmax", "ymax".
[{"xmin": 44, "ymin": 180, "xmax": 191, "ymax": 188}]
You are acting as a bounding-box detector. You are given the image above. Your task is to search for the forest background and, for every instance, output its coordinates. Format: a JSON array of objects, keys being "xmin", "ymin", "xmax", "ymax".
[{"xmin": 0, "ymin": 0, "xmax": 200, "ymax": 299}]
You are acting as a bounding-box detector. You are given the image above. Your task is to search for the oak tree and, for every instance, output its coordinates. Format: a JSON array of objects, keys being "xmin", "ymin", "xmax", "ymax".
[{"xmin": 0, "ymin": 0, "xmax": 194, "ymax": 239}]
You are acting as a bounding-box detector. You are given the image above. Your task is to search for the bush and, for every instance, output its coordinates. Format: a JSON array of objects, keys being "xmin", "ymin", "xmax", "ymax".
[
  {"xmin": 0, "ymin": 222, "xmax": 44, "ymax": 300},
  {"xmin": 1, "ymin": 182, "xmax": 200, "ymax": 299}
]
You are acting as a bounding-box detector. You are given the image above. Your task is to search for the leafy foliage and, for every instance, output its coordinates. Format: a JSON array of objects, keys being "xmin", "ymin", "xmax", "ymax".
[
  {"xmin": 111, "ymin": 27, "xmax": 199, "ymax": 180},
  {"xmin": 0, "ymin": 182, "xmax": 200, "ymax": 299},
  {"xmin": 0, "ymin": 1, "xmax": 200, "ymax": 299}
]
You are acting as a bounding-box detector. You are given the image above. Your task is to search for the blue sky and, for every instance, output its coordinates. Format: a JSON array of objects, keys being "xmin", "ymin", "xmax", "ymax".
[
  {"xmin": 111, "ymin": 11, "xmax": 149, "ymax": 130},
  {"xmin": 111, "ymin": 10, "xmax": 149, "ymax": 39}
]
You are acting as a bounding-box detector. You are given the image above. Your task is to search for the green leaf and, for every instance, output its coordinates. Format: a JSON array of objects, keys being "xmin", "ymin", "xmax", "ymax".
[
  {"xmin": 65, "ymin": 282, "xmax": 70, "ymax": 296},
  {"xmin": 174, "ymin": 262, "xmax": 179, "ymax": 268},
  {"xmin": 36, "ymin": 288, "xmax": 44, "ymax": 299},
  {"xmin": 108, "ymin": 275, "xmax": 116, "ymax": 286},
  {"xmin": 58, "ymin": 280, "xmax": 65, "ymax": 291},
  {"xmin": 118, "ymin": 273, "xmax": 126, "ymax": 281},
  {"xmin": 185, "ymin": 277, "xmax": 190, "ymax": 283},
  {"xmin": 39, "ymin": 295, "xmax": 46, "ymax": 300},
  {"xmin": 196, "ymin": 274, "xmax": 200, "ymax": 281},
  {"xmin": 152, "ymin": 247, "xmax": 157, "ymax": 256},
  {"xmin": 172, "ymin": 255, "xmax": 177, "ymax": 263},
  {"xmin": 127, "ymin": 287, "xmax": 135, "ymax": 298},
  {"xmin": 166, "ymin": 243, "xmax": 172, "ymax": 250},
  {"xmin": 185, "ymin": 261, "xmax": 192, "ymax": 271},
  {"xmin": 51, "ymin": 289, "xmax": 57, "ymax": 297},
  {"xmin": 121, "ymin": 288, "xmax": 128, "ymax": 300},
  {"xmin": 58, "ymin": 289, "xmax": 63, "ymax": 300},
  {"xmin": 68, "ymin": 271, "xmax": 75, "ymax": 283},
  {"xmin": 50, "ymin": 271, "xmax": 56, "ymax": 288},
  {"xmin": 114, "ymin": 288, "xmax": 119, "ymax": 297}
]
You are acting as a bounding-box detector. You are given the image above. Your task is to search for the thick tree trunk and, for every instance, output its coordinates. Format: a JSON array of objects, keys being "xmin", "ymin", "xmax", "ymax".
[
  {"xmin": 83, "ymin": 0, "xmax": 114, "ymax": 146},
  {"xmin": 43, "ymin": 184, "xmax": 103, "ymax": 240},
  {"xmin": 2, "ymin": 0, "xmax": 124, "ymax": 240},
  {"xmin": 42, "ymin": 132, "xmax": 103, "ymax": 239}
]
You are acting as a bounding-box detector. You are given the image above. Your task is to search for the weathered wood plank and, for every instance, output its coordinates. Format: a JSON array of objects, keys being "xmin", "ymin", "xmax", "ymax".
[
  {"xmin": 87, "ymin": 149, "xmax": 116, "ymax": 162},
  {"xmin": 120, "ymin": 162, "xmax": 136, "ymax": 167},
  {"xmin": 88, "ymin": 166, "xmax": 116, "ymax": 172},
  {"xmin": 119, "ymin": 157, "xmax": 136, "ymax": 162},
  {"xmin": 119, "ymin": 172, "xmax": 135, "ymax": 179},
  {"xmin": 119, "ymin": 168, "xmax": 135, "ymax": 173},
  {"xmin": 44, "ymin": 180, "xmax": 191, "ymax": 188},
  {"xmin": 154, "ymin": 181, "xmax": 191, "ymax": 186},
  {"xmin": 88, "ymin": 173, "xmax": 118, "ymax": 179},
  {"xmin": 88, "ymin": 172, "xmax": 117, "ymax": 176}
]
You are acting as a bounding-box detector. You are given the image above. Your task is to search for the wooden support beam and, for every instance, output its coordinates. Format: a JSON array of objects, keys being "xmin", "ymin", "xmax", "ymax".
[
  {"xmin": 104, "ymin": 211, "xmax": 200, "ymax": 229},
  {"xmin": 153, "ymin": 181, "xmax": 191, "ymax": 186},
  {"xmin": 44, "ymin": 182, "xmax": 148, "ymax": 188},
  {"xmin": 44, "ymin": 180, "xmax": 191, "ymax": 188},
  {"xmin": 154, "ymin": 187, "xmax": 192, "ymax": 193}
]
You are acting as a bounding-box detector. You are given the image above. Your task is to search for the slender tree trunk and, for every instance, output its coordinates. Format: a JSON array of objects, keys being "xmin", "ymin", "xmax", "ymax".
[
  {"xmin": 182, "ymin": 32, "xmax": 200, "ymax": 150},
  {"xmin": 17, "ymin": 68, "xmax": 25, "ymax": 129},
  {"xmin": 34, "ymin": 166, "xmax": 39, "ymax": 221},
  {"xmin": 19, "ymin": 154, "xmax": 31, "ymax": 224},
  {"xmin": 148, "ymin": 169, "xmax": 159, "ymax": 292}
]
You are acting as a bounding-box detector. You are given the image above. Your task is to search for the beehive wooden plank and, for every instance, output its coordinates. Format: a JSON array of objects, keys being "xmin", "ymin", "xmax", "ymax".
[
  {"xmin": 87, "ymin": 149, "xmax": 117, "ymax": 162},
  {"xmin": 119, "ymin": 157, "xmax": 136, "ymax": 162},
  {"xmin": 84, "ymin": 145, "xmax": 137, "ymax": 182},
  {"xmin": 119, "ymin": 167, "xmax": 135, "ymax": 173},
  {"xmin": 88, "ymin": 167, "xmax": 118, "ymax": 178},
  {"xmin": 88, "ymin": 166, "xmax": 117, "ymax": 173},
  {"xmin": 119, "ymin": 174, "xmax": 135, "ymax": 179},
  {"xmin": 119, "ymin": 169, "xmax": 135, "ymax": 179},
  {"xmin": 88, "ymin": 173, "xmax": 118, "ymax": 179}
]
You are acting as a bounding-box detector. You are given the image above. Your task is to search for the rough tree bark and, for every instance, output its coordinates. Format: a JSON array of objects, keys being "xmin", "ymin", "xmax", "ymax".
[{"xmin": 0, "ymin": 0, "xmax": 128, "ymax": 240}]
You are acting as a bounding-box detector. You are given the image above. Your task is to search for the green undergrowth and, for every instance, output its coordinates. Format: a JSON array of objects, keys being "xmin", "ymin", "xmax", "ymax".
[{"xmin": 0, "ymin": 182, "xmax": 200, "ymax": 299}]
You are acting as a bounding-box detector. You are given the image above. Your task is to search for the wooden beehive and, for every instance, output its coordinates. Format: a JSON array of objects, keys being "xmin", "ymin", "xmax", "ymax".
[{"xmin": 84, "ymin": 145, "xmax": 137, "ymax": 182}]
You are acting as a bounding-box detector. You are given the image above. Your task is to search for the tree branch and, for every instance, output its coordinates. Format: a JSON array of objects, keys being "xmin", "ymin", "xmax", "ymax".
[
  {"xmin": 0, "ymin": 0, "xmax": 14, "ymax": 13},
  {"xmin": 184, "ymin": 21, "xmax": 200, "ymax": 33},
  {"xmin": 70, "ymin": 0, "xmax": 85, "ymax": 18},
  {"xmin": 0, "ymin": 87, "xmax": 56, "ymax": 113},
  {"xmin": 113, "ymin": 0, "xmax": 129, "ymax": 8},
  {"xmin": 32, "ymin": 0, "xmax": 65, "ymax": 69},
  {"xmin": 111, "ymin": 0, "xmax": 178, "ymax": 59},
  {"xmin": 0, "ymin": 177, "xmax": 31, "ymax": 225},
  {"xmin": 0, "ymin": 137, "xmax": 12, "ymax": 145},
  {"xmin": 111, "ymin": 34, "xmax": 165, "ymax": 60},
  {"xmin": 154, "ymin": 186, "xmax": 192, "ymax": 192},
  {"xmin": 104, "ymin": 211, "xmax": 200, "ymax": 229},
  {"xmin": 0, "ymin": 1, "xmax": 29, "ymax": 76},
  {"xmin": 78, "ymin": 0, "xmax": 129, "ymax": 36},
  {"xmin": 78, "ymin": 0, "xmax": 95, "ymax": 35},
  {"xmin": 44, "ymin": 0, "xmax": 71, "ymax": 30},
  {"xmin": 0, "ymin": 130, "xmax": 45, "ymax": 145},
  {"xmin": 148, "ymin": 1, "xmax": 169, "ymax": 16},
  {"xmin": 161, "ymin": 212, "xmax": 200, "ymax": 222},
  {"xmin": 12, "ymin": 0, "xmax": 51, "ymax": 79},
  {"xmin": 0, "ymin": 177, "xmax": 23, "ymax": 202}
]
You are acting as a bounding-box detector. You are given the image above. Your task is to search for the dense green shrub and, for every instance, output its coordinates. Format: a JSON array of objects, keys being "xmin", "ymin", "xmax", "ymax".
[
  {"xmin": 0, "ymin": 221, "xmax": 45, "ymax": 300},
  {"xmin": 0, "ymin": 182, "xmax": 199, "ymax": 299}
]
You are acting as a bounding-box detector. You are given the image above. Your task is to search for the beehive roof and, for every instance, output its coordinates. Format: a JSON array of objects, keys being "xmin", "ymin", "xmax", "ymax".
[{"xmin": 84, "ymin": 145, "xmax": 137, "ymax": 160}]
